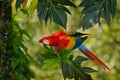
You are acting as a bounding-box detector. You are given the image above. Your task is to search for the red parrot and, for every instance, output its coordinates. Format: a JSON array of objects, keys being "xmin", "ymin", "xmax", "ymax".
[{"xmin": 39, "ymin": 31, "xmax": 111, "ymax": 72}]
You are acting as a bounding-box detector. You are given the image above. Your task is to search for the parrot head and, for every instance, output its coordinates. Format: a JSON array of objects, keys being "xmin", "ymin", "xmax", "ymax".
[{"xmin": 39, "ymin": 36, "xmax": 59, "ymax": 46}]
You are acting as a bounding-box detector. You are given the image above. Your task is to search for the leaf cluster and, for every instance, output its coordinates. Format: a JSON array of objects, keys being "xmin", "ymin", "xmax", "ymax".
[
  {"xmin": 37, "ymin": 0, "xmax": 76, "ymax": 28},
  {"xmin": 10, "ymin": 16, "xmax": 35, "ymax": 80},
  {"xmin": 79, "ymin": 0, "xmax": 116, "ymax": 30},
  {"xmin": 15, "ymin": 0, "xmax": 117, "ymax": 30},
  {"xmin": 41, "ymin": 45, "xmax": 97, "ymax": 80}
]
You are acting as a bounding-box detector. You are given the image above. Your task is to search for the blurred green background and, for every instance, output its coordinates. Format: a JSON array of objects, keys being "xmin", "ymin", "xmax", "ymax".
[{"xmin": 13, "ymin": 0, "xmax": 120, "ymax": 80}]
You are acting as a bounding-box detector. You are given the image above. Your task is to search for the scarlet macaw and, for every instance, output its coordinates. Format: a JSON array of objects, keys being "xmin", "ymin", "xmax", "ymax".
[{"xmin": 39, "ymin": 31, "xmax": 111, "ymax": 72}]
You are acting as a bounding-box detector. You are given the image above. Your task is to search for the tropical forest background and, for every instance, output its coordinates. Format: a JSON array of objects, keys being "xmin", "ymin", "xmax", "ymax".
[{"xmin": 0, "ymin": 0, "xmax": 120, "ymax": 80}]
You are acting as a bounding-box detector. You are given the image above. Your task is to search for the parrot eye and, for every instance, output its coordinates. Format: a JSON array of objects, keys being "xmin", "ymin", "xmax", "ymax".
[{"xmin": 43, "ymin": 40, "xmax": 49, "ymax": 45}]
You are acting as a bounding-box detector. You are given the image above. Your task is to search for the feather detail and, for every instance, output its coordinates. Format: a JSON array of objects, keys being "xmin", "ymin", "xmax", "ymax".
[
  {"xmin": 72, "ymin": 37, "xmax": 88, "ymax": 50},
  {"xmin": 78, "ymin": 45, "xmax": 111, "ymax": 72},
  {"xmin": 52, "ymin": 31, "xmax": 67, "ymax": 36},
  {"xmin": 65, "ymin": 37, "xmax": 75, "ymax": 49}
]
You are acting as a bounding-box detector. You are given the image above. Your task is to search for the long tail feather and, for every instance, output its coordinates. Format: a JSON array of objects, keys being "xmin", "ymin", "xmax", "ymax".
[{"xmin": 78, "ymin": 45, "xmax": 111, "ymax": 72}]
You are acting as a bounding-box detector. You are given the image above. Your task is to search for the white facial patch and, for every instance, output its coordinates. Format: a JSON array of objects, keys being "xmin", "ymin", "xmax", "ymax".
[{"xmin": 43, "ymin": 40, "xmax": 49, "ymax": 45}]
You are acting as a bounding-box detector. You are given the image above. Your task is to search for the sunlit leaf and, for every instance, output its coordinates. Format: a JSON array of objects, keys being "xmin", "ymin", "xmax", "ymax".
[
  {"xmin": 20, "ymin": 29, "xmax": 31, "ymax": 40},
  {"xmin": 20, "ymin": 8, "xmax": 29, "ymax": 15},
  {"xmin": 29, "ymin": 0, "xmax": 38, "ymax": 14},
  {"xmin": 20, "ymin": 42, "xmax": 28, "ymax": 53},
  {"xmin": 42, "ymin": 58, "xmax": 59, "ymax": 69}
]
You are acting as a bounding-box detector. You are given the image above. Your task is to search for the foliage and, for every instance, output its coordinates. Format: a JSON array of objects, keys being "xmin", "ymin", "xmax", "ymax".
[
  {"xmin": 79, "ymin": 0, "xmax": 117, "ymax": 30},
  {"xmin": 10, "ymin": 16, "xmax": 35, "ymax": 80},
  {"xmin": 34, "ymin": 0, "xmax": 116, "ymax": 29},
  {"xmin": 4, "ymin": 0, "xmax": 117, "ymax": 30},
  {"xmin": 0, "ymin": 1, "xmax": 34, "ymax": 79},
  {"xmin": 41, "ymin": 45, "xmax": 97, "ymax": 80},
  {"xmin": 37, "ymin": 0, "xmax": 76, "ymax": 29}
]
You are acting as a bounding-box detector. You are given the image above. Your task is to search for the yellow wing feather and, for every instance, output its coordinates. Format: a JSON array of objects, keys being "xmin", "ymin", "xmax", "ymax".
[{"xmin": 66, "ymin": 37, "xmax": 75, "ymax": 49}]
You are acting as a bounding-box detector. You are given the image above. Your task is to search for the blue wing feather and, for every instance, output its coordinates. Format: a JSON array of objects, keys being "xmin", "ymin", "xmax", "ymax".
[{"xmin": 72, "ymin": 36, "xmax": 88, "ymax": 50}]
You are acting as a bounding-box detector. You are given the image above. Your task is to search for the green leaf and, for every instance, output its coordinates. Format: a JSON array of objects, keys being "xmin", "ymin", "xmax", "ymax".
[
  {"xmin": 59, "ymin": 48, "xmax": 72, "ymax": 58},
  {"xmin": 29, "ymin": 0, "xmax": 38, "ymax": 14},
  {"xmin": 37, "ymin": 0, "xmax": 48, "ymax": 24},
  {"xmin": 54, "ymin": 11, "xmax": 67, "ymax": 28},
  {"xmin": 82, "ymin": 11, "xmax": 101, "ymax": 30},
  {"xmin": 109, "ymin": 0, "xmax": 116, "ymax": 17},
  {"xmin": 20, "ymin": 8, "xmax": 29, "ymax": 16},
  {"xmin": 61, "ymin": 61, "xmax": 74, "ymax": 79},
  {"xmin": 79, "ymin": 0, "xmax": 116, "ymax": 29},
  {"xmin": 16, "ymin": 0, "xmax": 24, "ymax": 10},
  {"xmin": 79, "ymin": 0, "xmax": 93, "ymax": 7},
  {"xmin": 42, "ymin": 58, "xmax": 59, "ymax": 69},
  {"xmin": 82, "ymin": 4, "xmax": 100, "ymax": 13},
  {"xmin": 37, "ymin": 0, "xmax": 75, "ymax": 29},
  {"xmin": 20, "ymin": 29, "xmax": 31, "ymax": 40},
  {"xmin": 55, "ymin": 5, "xmax": 71, "ymax": 14},
  {"xmin": 79, "ymin": 72, "xmax": 93, "ymax": 80},
  {"xmin": 81, "ymin": 67, "xmax": 97, "ymax": 73},
  {"xmin": 15, "ymin": 73, "xmax": 25, "ymax": 80},
  {"xmin": 42, "ymin": 46, "xmax": 57, "ymax": 59},
  {"xmin": 102, "ymin": 1, "xmax": 111, "ymax": 25},
  {"xmin": 55, "ymin": 0, "xmax": 76, "ymax": 8},
  {"xmin": 20, "ymin": 42, "xmax": 28, "ymax": 53},
  {"xmin": 74, "ymin": 56, "xmax": 89, "ymax": 64},
  {"xmin": 11, "ymin": 58, "xmax": 19, "ymax": 68},
  {"xmin": 26, "ymin": 67, "xmax": 35, "ymax": 78}
]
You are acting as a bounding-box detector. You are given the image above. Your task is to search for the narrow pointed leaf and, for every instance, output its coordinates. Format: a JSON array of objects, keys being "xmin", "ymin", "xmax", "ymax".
[
  {"xmin": 54, "ymin": 11, "xmax": 67, "ymax": 28},
  {"xmin": 16, "ymin": 0, "xmax": 24, "ymax": 10},
  {"xmin": 29, "ymin": 0, "xmax": 38, "ymax": 14},
  {"xmin": 109, "ymin": 0, "xmax": 116, "ymax": 17},
  {"xmin": 55, "ymin": 0, "xmax": 76, "ymax": 8},
  {"xmin": 74, "ymin": 56, "xmax": 89, "ymax": 64},
  {"xmin": 81, "ymin": 67, "xmax": 97, "ymax": 73}
]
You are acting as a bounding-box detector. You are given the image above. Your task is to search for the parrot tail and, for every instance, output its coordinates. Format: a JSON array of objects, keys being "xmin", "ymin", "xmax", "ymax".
[{"xmin": 78, "ymin": 45, "xmax": 111, "ymax": 72}]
